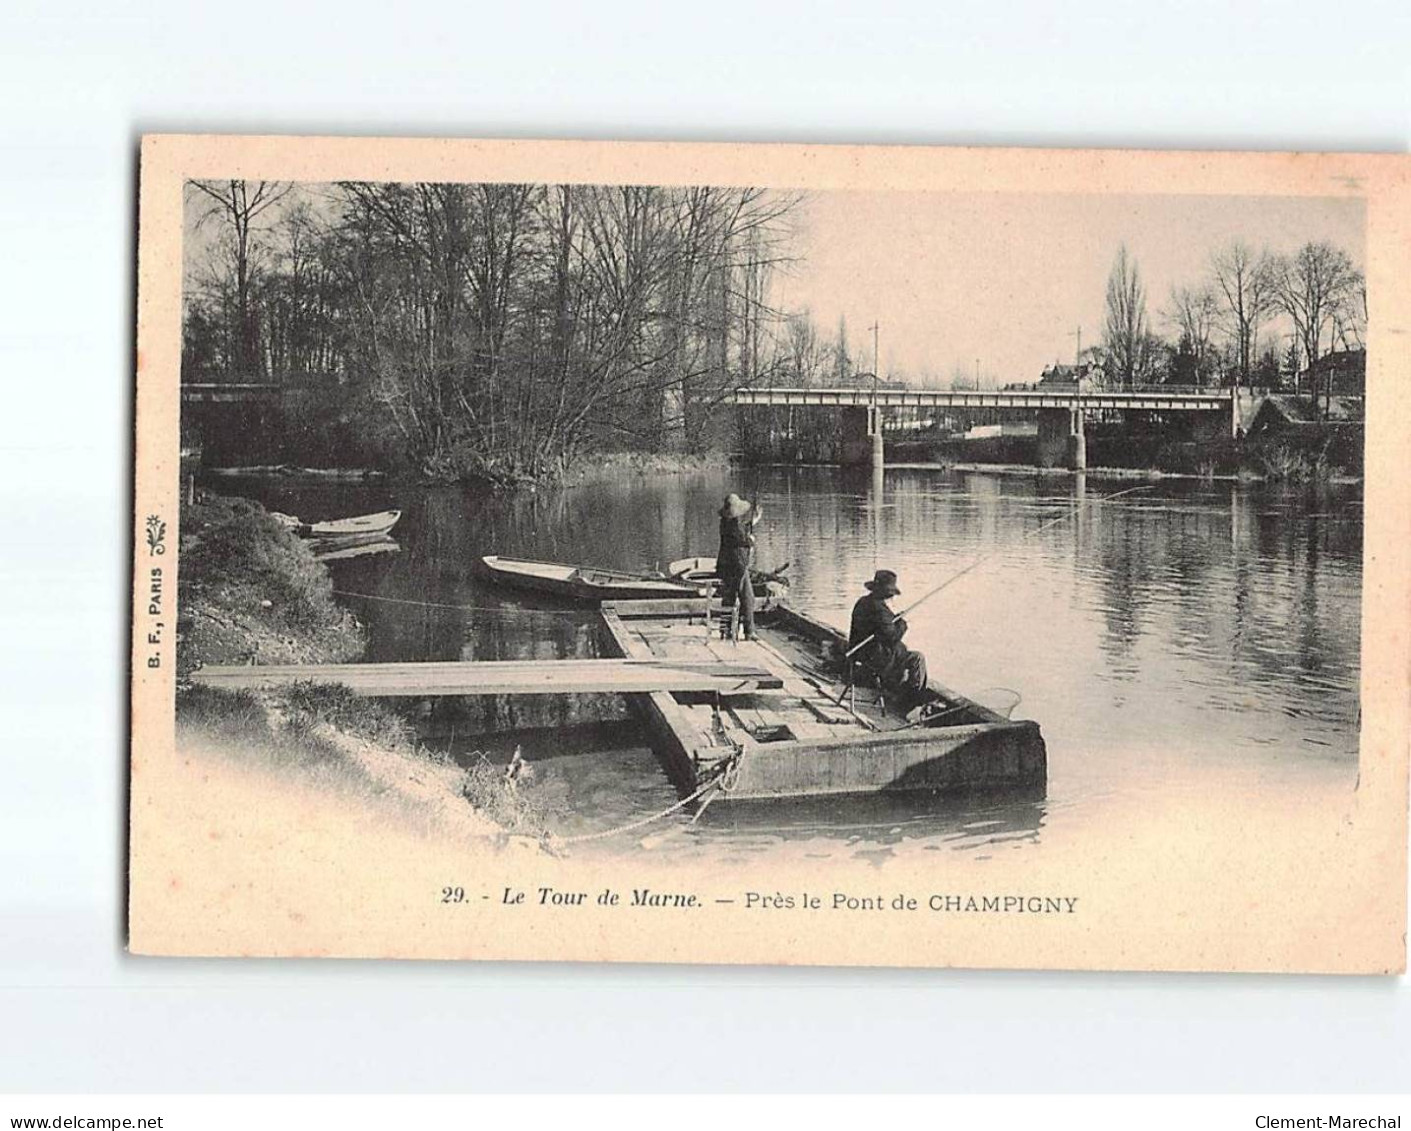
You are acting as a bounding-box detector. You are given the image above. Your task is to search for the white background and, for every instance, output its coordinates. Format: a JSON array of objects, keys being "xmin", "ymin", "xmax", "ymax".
[{"xmin": 1, "ymin": 0, "xmax": 1409, "ymax": 1094}]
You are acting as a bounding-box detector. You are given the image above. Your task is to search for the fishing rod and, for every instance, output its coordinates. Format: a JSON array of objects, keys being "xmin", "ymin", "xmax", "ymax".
[{"xmin": 843, "ymin": 482, "xmax": 1155, "ymax": 660}]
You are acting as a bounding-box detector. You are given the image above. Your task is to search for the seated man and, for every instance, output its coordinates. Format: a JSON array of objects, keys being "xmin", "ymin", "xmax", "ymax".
[{"xmin": 847, "ymin": 569, "xmax": 928, "ymax": 704}]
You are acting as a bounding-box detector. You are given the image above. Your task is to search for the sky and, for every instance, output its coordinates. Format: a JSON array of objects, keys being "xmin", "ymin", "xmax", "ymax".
[{"xmin": 771, "ymin": 190, "xmax": 1365, "ymax": 383}]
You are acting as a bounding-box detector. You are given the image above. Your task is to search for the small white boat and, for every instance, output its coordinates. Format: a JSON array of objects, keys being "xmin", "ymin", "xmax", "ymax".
[
  {"xmin": 667, "ymin": 555, "xmax": 717, "ymax": 579},
  {"xmin": 303, "ymin": 510, "xmax": 401, "ymax": 540},
  {"xmin": 667, "ymin": 555, "xmax": 790, "ymax": 596}
]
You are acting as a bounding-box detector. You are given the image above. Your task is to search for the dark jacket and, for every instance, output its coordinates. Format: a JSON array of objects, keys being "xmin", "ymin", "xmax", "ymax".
[
  {"xmin": 848, "ymin": 592, "xmax": 907, "ymax": 670},
  {"xmin": 717, "ymin": 513, "xmax": 755, "ymax": 580}
]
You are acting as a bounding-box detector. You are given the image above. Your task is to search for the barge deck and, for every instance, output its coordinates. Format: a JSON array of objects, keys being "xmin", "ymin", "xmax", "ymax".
[{"xmin": 598, "ymin": 599, "xmax": 1047, "ymax": 802}]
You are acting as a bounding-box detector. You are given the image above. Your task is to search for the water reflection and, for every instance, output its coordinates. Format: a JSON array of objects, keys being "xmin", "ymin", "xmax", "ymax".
[{"xmin": 218, "ymin": 464, "xmax": 1362, "ymax": 862}]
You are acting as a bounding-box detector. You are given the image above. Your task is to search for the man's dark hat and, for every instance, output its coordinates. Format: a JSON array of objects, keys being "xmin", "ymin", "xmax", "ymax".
[{"xmin": 864, "ymin": 569, "xmax": 901, "ymax": 597}]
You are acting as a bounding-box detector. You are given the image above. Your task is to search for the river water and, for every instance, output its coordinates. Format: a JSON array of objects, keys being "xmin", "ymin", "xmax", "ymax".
[{"xmin": 226, "ymin": 465, "xmax": 1363, "ymax": 865}]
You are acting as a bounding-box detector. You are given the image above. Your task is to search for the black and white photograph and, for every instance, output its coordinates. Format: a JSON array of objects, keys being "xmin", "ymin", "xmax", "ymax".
[{"xmin": 127, "ymin": 137, "xmax": 1406, "ymax": 974}]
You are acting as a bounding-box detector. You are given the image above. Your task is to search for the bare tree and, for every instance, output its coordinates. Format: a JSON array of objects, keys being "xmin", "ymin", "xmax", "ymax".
[
  {"xmin": 1271, "ymin": 241, "xmax": 1362, "ymax": 416},
  {"xmin": 1209, "ymin": 240, "xmax": 1275, "ymax": 392},
  {"xmin": 782, "ymin": 310, "xmax": 828, "ymax": 387},
  {"xmin": 832, "ymin": 315, "xmax": 852, "ymax": 383},
  {"xmin": 1331, "ymin": 272, "xmax": 1368, "ymax": 353},
  {"xmin": 1102, "ymin": 244, "xmax": 1157, "ymax": 388},
  {"xmin": 1164, "ymin": 283, "xmax": 1220, "ymax": 386},
  {"xmin": 189, "ymin": 179, "xmax": 293, "ymax": 377},
  {"xmin": 185, "ymin": 178, "xmax": 802, "ymax": 480}
]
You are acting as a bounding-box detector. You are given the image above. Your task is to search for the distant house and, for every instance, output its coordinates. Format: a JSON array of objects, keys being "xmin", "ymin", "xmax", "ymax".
[
  {"xmin": 1299, "ymin": 348, "xmax": 1365, "ymax": 397},
  {"xmin": 1037, "ymin": 362, "xmax": 1101, "ymax": 390}
]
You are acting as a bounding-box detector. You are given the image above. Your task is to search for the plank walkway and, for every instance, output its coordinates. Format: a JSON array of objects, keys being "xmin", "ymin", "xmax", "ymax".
[{"xmin": 192, "ymin": 658, "xmax": 782, "ymax": 697}]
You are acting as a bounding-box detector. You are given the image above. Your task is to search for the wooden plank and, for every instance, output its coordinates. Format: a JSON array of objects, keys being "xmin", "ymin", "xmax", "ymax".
[
  {"xmin": 193, "ymin": 657, "xmax": 783, "ymax": 697},
  {"xmin": 602, "ymin": 598, "xmax": 711, "ymax": 619},
  {"xmin": 599, "ymin": 608, "xmax": 708, "ymax": 799}
]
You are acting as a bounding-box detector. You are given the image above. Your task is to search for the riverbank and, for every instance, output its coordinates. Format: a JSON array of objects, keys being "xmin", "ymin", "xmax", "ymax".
[
  {"xmin": 176, "ymin": 495, "xmax": 554, "ymax": 847},
  {"xmin": 560, "ymin": 449, "xmax": 733, "ymax": 487},
  {"xmin": 201, "ymin": 448, "xmax": 734, "ymax": 493},
  {"xmin": 883, "ymin": 427, "xmax": 1361, "ymax": 484},
  {"xmin": 177, "ymin": 495, "xmax": 366, "ymax": 675}
]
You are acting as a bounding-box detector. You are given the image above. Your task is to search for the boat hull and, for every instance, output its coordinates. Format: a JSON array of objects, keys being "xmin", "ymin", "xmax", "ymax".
[
  {"xmin": 303, "ymin": 510, "xmax": 401, "ymax": 540},
  {"xmin": 713, "ymin": 718, "xmax": 1045, "ymax": 800},
  {"xmin": 475, "ymin": 556, "xmax": 707, "ymax": 604}
]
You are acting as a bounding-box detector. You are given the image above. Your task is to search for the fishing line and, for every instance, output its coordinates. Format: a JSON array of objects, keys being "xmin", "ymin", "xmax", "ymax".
[{"xmin": 844, "ymin": 482, "xmax": 1156, "ymax": 659}]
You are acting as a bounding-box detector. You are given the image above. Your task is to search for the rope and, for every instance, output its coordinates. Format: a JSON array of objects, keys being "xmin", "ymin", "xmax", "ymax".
[
  {"xmin": 548, "ymin": 770, "xmax": 730, "ymax": 845},
  {"xmin": 332, "ymin": 589, "xmax": 586, "ymax": 617}
]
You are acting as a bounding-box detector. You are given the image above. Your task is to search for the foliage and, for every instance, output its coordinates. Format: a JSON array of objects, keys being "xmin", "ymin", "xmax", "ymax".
[
  {"xmin": 461, "ymin": 758, "xmax": 561, "ymax": 836},
  {"xmin": 184, "ymin": 180, "xmax": 803, "ymax": 481},
  {"xmin": 276, "ymin": 681, "xmax": 417, "ymax": 750},
  {"xmin": 174, "ymin": 684, "xmax": 272, "ymax": 741},
  {"xmin": 182, "ymin": 499, "xmax": 340, "ymax": 628}
]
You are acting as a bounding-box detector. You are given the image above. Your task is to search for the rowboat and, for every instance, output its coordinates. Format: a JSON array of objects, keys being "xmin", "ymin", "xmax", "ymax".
[
  {"xmin": 475, "ymin": 555, "xmax": 710, "ymax": 604},
  {"xmin": 302, "ymin": 509, "xmax": 401, "ymax": 541},
  {"xmin": 599, "ymin": 598, "xmax": 1046, "ymax": 802},
  {"xmin": 666, "ymin": 555, "xmax": 790, "ymax": 597},
  {"xmin": 272, "ymin": 509, "xmax": 402, "ymax": 552}
]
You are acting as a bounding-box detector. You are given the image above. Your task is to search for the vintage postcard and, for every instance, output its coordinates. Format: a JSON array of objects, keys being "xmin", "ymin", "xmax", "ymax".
[{"xmin": 130, "ymin": 136, "xmax": 1409, "ymax": 971}]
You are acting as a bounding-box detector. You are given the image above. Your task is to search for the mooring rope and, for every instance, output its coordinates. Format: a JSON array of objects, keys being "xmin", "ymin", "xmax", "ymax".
[
  {"xmin": 332, "ymin": 589, "xmax": 587, "ymax": 617},
  {"xmin": 547, "ymin": 771, "xmax": 729, "ymax": 846}
]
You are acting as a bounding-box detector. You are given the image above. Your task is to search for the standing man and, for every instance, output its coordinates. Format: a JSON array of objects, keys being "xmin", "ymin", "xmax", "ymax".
[
  {"xmin": 717, "ymin": 493, "xmax": 761, "ymax": 641},
  {"xmin": 847, "ymin": 569, "xmax": 928, "ymax": 703}
]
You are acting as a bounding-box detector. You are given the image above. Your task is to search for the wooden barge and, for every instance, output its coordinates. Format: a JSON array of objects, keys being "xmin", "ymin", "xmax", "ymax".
[
  {"xmin": 598, "ymin": 599, "xmax": 1047, "ymax": 802},
  {"xmin": 192, "ymin": 590, "xmax": 1046, "ymax": 805}
]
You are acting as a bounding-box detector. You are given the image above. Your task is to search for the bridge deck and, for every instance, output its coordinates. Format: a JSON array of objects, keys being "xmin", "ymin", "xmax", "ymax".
[{"xmin": 726, "ymin": 386, "xmax": 1232, "ymax": 411}]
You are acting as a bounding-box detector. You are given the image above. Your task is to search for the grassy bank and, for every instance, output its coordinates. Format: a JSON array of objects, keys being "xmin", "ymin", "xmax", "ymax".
[
  {"xmin": 402, "ymin": 442, "xmax": 734, "ymax": 491},
  {"xmin": 177, "ymin": 495, "xmax": 365, "ymax": 676},
  {"xmin": 176, "ymin": 495, "xmax": 555, "ymax": 845},
  {"xmin": 560, "ymin": 448, "xmax": 732, "ymax": 487}
]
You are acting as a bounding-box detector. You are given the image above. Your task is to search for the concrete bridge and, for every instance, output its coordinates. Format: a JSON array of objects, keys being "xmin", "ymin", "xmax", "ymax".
[
  {"xmin": 179, "ymin": 379, "xmax": 1244, "ymax": 472},
  {"xmin": 724, "ymin": 385, "xmax": 1241, "ymax": 470}
]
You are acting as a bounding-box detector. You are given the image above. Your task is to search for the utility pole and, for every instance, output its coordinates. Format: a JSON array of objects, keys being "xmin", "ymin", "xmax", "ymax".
[
  {"xmin": 867, "ymin": 319, "xmax": 883, "ymax": 472},
  {"xmin": 868, "ymin": 321, "xmax": 880, "ymax": 399}
]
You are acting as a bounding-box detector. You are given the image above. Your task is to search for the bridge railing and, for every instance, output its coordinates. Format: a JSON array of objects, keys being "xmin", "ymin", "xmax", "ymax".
[
  {"xmin": 999, "ymin": 382, "xmax": 1234, "ymax": 396},
  {"xmin": 724, "ymin": 385, "xmax": 1235, "ymax": 405}
]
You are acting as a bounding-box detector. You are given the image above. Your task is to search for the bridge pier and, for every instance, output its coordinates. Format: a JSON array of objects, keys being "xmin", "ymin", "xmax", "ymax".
[
  {"xmin": 1037, "ymin": 408, "xmax": 1085, "ymax": 470},
  {"xmin": 840, "ymin": 405, "xmax": 884, "ymax": 471}
]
